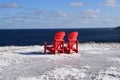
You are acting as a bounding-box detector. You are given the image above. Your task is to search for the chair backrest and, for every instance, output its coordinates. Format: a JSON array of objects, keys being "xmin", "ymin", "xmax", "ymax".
[
  {"xmin": 53, "ymin": 31, "xmax": 65, "ymax": 49},
  {"xmin": 68, "ymin": 31, "xmax": 78, "ymax": 41},
  {"xmin": 67, "ymin": 31, "xmax": 78, "ymax": 48},
  {"xmin": 54, "ymin": 31, "xmax": 65, "ymax": 41}
]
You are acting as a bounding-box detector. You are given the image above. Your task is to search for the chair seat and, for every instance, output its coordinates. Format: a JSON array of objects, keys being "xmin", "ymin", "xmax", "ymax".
[
  {"xmin": 47, "ymin": 46, "xmax": 64, "ymax": 53},
  {"xmin": 47, "ymin": 46, "xmax": 54, "ymax": 51}
]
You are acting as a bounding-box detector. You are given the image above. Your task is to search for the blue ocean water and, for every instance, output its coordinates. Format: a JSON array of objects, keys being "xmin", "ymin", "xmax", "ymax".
[{"xmin": 0, "ymin": 28, "xmax": 120, "ymax": 46}]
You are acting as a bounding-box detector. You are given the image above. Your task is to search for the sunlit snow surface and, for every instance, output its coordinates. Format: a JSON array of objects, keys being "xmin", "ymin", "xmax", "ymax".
[{"xmin": 0, "ymin": 43, "xmax": 120, "ymax": 80}]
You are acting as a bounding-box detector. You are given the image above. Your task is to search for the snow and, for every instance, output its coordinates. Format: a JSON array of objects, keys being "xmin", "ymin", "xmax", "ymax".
[
  {"xmin": 0, "ymin": 43, "xmax": 120, "ymax": 80},
  {"xmin": 39, "ymin": 66, "xmax": 86, "ymax": 80},
  {"xmin": 17, "ymin": 65, "xmax": 87, "ymax": 80},
  {"xmin": 94, "ymin": 67, "xmax": 120, "ymax": 80},
  {"xmin": 18, "ymin": 77, "xmax": 40, "ymax": 80},
  {"xmin": 109, "ymin": 58, "xmax": 120, "ymax": 63}
]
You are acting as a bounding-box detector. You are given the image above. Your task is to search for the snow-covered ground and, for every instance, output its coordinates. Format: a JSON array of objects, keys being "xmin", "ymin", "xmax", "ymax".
[{"xmin": 0, "ymin": 43, "xmax": 120, "ymax": 80}]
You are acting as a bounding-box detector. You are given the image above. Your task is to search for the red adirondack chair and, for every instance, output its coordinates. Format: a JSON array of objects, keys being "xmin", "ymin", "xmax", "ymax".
[
  {"xmin": 64, "ymin": 31, "xmax": 78, "ymax": 54},
  {"xmin": 44, "ymin": 31, "xmax": 65, "ymax": 54}
]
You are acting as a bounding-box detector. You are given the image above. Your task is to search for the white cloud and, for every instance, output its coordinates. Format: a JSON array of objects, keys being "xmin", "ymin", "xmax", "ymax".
[
  {"xmin": 32, "ymin": 10, "xmax": 69, "ymax": 17},
  {"xmin": 0, "ymin": 8, "xmax": 103, "ymax": 28},
  {"xmin": 101, "ymin": 20, "xmax": 111, "ymax": 23},
  {"xmin": 70, "ymin": 2, "xmax": 83, "ymax": 7},
  {"xmin": 102, "ymin": 0, "xmax": 120, "ymax": 7},
  {"xmin": 31, "ymin": 10, "xmax": 49, "ymax": 16},
  {"xmin": 0, "ymin": 3, "xmax": 19, "ymax": 8},
  {"xmin": 80, "ymin": 9, "xmax": 100, "ymax": 18},
  {"xmin": 52, "ymin": 11, "xmax": 69, "ymax": 17},
  {"xmin": 84, "ymin": 9, "xmax": 100, "ymax": 14}
]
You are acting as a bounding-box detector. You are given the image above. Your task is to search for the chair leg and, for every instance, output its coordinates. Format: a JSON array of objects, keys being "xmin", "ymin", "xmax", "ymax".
[
  {"xmin": 44, "ymin": 42, "xmax": 47, "ymax": 54},
  {"xmin": 66, "ymin": 47, "xmax": 70, "ymax": 54},
  {"xmin": 69, "ymin": 49, "xmax": 71, "ymax": 54},
  {"xmin": 76, "ymin": 40, "xmax": 78, "ymax": 53},
  {"xmin": 76, "ymin": 49, "xmax": 78, "ymax": 53},
  {"xmin": 62, "ymin": 41, "xmax": 64, "ymax": 53},
  {"xmin": 69, "ymin": 42, "xmax": 71, "ymax": 54}
]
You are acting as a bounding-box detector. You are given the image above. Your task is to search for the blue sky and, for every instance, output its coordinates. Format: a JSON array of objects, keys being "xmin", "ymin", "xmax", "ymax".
[{"xmin": 0, "ymin": 0, "xmax": 120, "ymax": 29}]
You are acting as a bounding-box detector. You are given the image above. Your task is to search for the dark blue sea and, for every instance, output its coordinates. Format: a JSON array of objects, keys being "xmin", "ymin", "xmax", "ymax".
[{"xmin": 0, "ymin": 28, "xmax": 120, "ymax": 46}]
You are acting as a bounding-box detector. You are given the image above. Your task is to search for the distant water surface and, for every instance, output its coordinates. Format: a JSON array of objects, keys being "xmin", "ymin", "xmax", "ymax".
[{"xmin": 0, "ymin": 28, "xmax": 120, "ymax": 46}]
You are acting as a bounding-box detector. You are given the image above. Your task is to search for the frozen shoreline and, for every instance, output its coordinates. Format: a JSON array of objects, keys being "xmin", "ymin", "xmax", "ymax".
[{"xmin": 0, "ymin": 43, "xmax": 120, "ymax": 80}]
